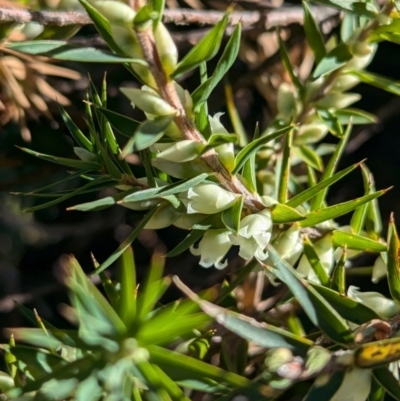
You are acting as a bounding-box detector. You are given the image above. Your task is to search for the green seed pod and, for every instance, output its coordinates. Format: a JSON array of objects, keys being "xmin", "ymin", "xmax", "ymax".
[
  {"xmin": 121, "ymin": 87, "xmax": 178, "ymax": 116},
  {"xmin": 293, "ymin": 123, "xmax": 328, "ymax": 146},
  {"xmin": 315, "ymin": 93, "xmax": 361, "ymax": 110},
  {"xmin": 87, "ymin": 0, "xmax": 136, "ymax": 24},
  {"xmin": 154, "ymin": 22, "xmax": 178, "ymax": 76},
  {"xmin": 277, "ymin": 83, "xmax": 299, "ymax": 122}
]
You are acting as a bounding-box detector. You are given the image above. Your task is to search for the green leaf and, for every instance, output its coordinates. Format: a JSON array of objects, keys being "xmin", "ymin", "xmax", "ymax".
[
  {"xmin": 310, "ymin": 123, "xmax": 352, "ymax": 211},
  {"xmin": 79, "ymin": 0, "xmax": 124, "ymax": 54},
  {"xmin": 95, "ymin": 137, "xmax": 123, "ymax": 180},
  {"xmin": 96, "ymin": 106, "xmax": 140, "ymax": 138},
  {"xmin": 117, "ymin": 246, "xmax": 137, "ymax": 327},
  {"xmin": 6, "ymin": 41, "xmax": 148, "ymax": 63},
  {"xmin": 303, "ymin": 236, "xmax": 331, "ymax": 286},
  {"xmin": 192, "ymin": 24, "xmax": 241, "ymax": 110},
  {"xmin": 96, "ymin": 207, "xmax": 159, "ymax": 274},
  {"xmin": 233, "ymin": 125, "xmax": 292, "ymax": 175},
  {"xmin": 151, "ymin": 0, "xmax": 165, "ymax": 27},
  {"xmin": 120, "ymin": 174, "xmax": 209, "ymax": 203},
  {"xmin": 317, "ymin": 109, "xmax": 343, "ymax": 138},
  {"xmin": 222, "ymin": 196, "xmax": 244, "ymax": 234},
  {"xmin": 23, "ymin": 177, "xmax": 116, "ymax": 213},
  {"xmin": 167, "ymin": 229, "xmax": 207, "ymax": 258},
  {"xmin": 174, "ymin": 276, "xmax": 312, "ymax": 355},
  {"xmin": 332, "ymin": 230, "xmax": 386, "ymax": 252},
  {"xmin": 368, "ymin": 377, "xmax": 385, "ymax": 401},
  {"xmin": 302, "ymin": 2, "xmax": 326, "ymax": 64},
  {"xmin": 121, "ymin": 115, "xmax": 174, "ymax": 157},
  {"xmin": 334, "ymin": 108, "xmax": 377, "ymax": 125},
  {"xmin": 241, "ymin": 124, "xmax": 258, "ymax": 192},
  {"xmin": 313, "ymin": 43, "xmax": 352, "ymax": 78},
  {"xmin": 293, "ymin": 146, "xmax": 323, "ymax": 171},
  {"xmin": 309, "ymin": 0, "xmax": 377, "ymax": 18},
  {"xmin": 278, "ymin": 34, "xmax": 302, "ymax": 90},
  {"xmin": 303, "ymin": 371, "xmax": 345, "ymax": 401},
  {"xmin": 351, "ymin": 70, "xmax": 400, "ymax": 96},
  {"xmin": 68, "ymin": 195, "xmax": 117, "ymax": 212},
  {"xmin": 341, "ymin": 12, "xmax": 358, "ymax": 42},
  {"xmin": 278, "ymin": 129, "xmax": 293, "ymax": 203},
  {"xmin": 286, "ymin": 161, "xmax": 360, "ymax": 208},
  {"xmin": 311, "ymin": 283, "xmax": 379, "ymax": 324},
  {"xmin": 330, "ymin": 247, "xmax": 346, "ymax": 295},
  {"xmin": 17, "ymin": 147, "xmax": 103, "ymax": 171},
  {"xmin": 299, "ymin": 189, "xmax": 389, "ymax": 228},
  {"xmin": 270, "ymin": 203, "xmax": 305, "ymax": 224},
  {"xmin": 172, "ymin": 14, "xmax": 229, "ymax": 78},
  {"xmin": 373, "ymin": 367, "xmax": 400, "ymax": 401},
  {"xmin": 59, "ymin": 105, "xmax": 93, "ymax": 152},
  {"xmin": 267, "ymin": 246, "xmax": 354, "ymax": 345},
  {"xmin": 147, "ymin": 346, "xmax": 270, "ymax": 394},
  {"xmin": 387, "ymin": 214, "xmax": 400, "ymax": 302}
]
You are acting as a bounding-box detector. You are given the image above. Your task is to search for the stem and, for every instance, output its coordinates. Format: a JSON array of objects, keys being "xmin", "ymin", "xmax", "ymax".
[{"xmin": 135, "ymin": 25, "xmax": 264, "ymax": 211}]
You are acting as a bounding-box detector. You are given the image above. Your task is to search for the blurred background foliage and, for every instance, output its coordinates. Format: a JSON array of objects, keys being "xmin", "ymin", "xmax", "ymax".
[{"xmin": 1, "ymin": 0, "xmax": 400, "ymax": 351}]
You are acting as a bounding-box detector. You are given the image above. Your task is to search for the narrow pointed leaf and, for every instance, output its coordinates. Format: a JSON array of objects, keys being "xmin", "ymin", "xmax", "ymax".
[
  {"xmin": 299, "ymin": 189, "xmax": 389, "ymax": 228},
  {"xmin": 351, "ymin": 70, "xmax": 400, "ymax": 96},
  {"xmin": 233, "ymin": 125, "xmax": 292, "ymax": 174},
  {"xmin": 373, "ymin": 367, "xmax": 400, "ymax": 401},
  {"xmin": 270, "ymin": 203, "xmax": 305, "ymax": 224},
  {"xmin": 18, "ymin": 147, "xmax": 103, "ymax": 171},
  {"xmin": 317, "ymin": 109, "xmax": 343, "ymax": 138},
  {"xmin": 313, "ymin": 43, "xmax": 352, "ymax": 78},
  {"xmin": 303, "ymin": 236, "xmax": 331, "ymax": 286},
  {"xmin": 7, "ymin": 41, "xmax": 147, "ymax": 63},
  {"xmin": 303, "ymin": 2, "xmax": 326, "ymax": 64},
  {"xmin": 287, "ymin": 161, "xmax": 360, "ymax": 208},
  {"xmin": 120, "ymin": 174, "xmax": 209, "ymax": 203},
  {"xmin": 310, "ymin": 123, "xmax": 352, "ymax": 211},
  {"xmin": 332, "ymin": 230, "xmax": 386, "ymax": 252},
  {"xmin": 192, "ymin": 24, "xmax": 241, "ymax": 110},
  {"xmin": 311, "ymin": 283, "xmax": 379, "ymax": 324},
  {"xmin": 335, "ymin": 108, "xmax": 377, "ymax": 125},
  {"xmin": 95, "ymin": 106, "xmax": 140, "ymax": 138},
  {"xmin": 59, "ymin": 105, "xmax": 93, "ymax": 152},
  {"xmin": 387, "ymin": 214, "xmax": 400, "ymax": 302},
  {"xmin": 278, "ymin": 129, "xmax": 293, "ymax": 203},
  {"xmin": 278, "ymin": 35, "xmax": 302, "ymax": 90},
  {"xmin": 293, "ymin": 145, "xmax": 323, "ymax": 171},
  {"xmin": 172, "ymin": 14, "xmax": 229, "ymax": 78},
  {"xmin": 330, "ymin": 247, "xmax": 346, "ymax": 295},
  {"xmin": 96, "ymin": 206, "xmax": 159, "ymax": 274},
  {"xmin": 222, "ymin": 196, "xmax": 244, "ymax": 234},
  {"xmin": 267, "ymin": 246, "xmax": 354, "ymax": 345},
  {"xmin": 167, "ymin": 229, "xmax": 206, "ymax": 258},
  {"xmin": 303, "ymin": 371, "xmax": 345, "ymax": 401}
]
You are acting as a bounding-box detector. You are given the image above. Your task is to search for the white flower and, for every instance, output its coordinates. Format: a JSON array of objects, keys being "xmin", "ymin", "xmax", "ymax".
[
  {"xmin": 230, "ymin": 209, "xmax": 273, "ymax": 261},
  {"xmin": 348, "ymin": 286, "xmax": 400, "ymax": 319},
  {"xmin": 186, "ymin": 184, "xmax": 239, "ymax": 214},
  {"xmin": 190, "ymin": 229, "xmax": 231, "ymax": 269}
]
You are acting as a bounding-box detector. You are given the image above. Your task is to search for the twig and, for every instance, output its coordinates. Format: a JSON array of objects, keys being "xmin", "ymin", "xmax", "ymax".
[{"xmin": 0, "ymin": 5, "xmax": 339, "ymax": 30}]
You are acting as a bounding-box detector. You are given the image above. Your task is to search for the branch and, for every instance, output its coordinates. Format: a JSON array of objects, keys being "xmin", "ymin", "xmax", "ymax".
[{"xmin": 0, "ymin": 5, "xmax": 339, "ymax": 29}]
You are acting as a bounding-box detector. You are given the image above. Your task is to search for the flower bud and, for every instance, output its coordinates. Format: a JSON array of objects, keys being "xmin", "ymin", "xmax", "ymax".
[
  {"xmin": 122, "ymin": 199, "xmax": 159, "ymax": 211},
  {"xmin": 174, "ymin": 82, "xmax": 193, "ymax": 117},
  {"xmin": 121, "ymin": 87, "xmax": 178, "ymax": 116},
  {"xmin": 297, "ymin": 234, "xmax": 333, "ymax": 284},
  {"xmin": 293, "ymin": 123, "xmax": 328, "ymax": 146},
  {"xmin": 151, "ymin": 158, "xmax": 210, "ymax": 179},
  {"xmin": 372, "ymin": 254, "xmax": 387, "ymax": 284},
  {"xmin": 329, "ymin": 368, "xmax": 371, "ymax": 401},
  {"xmin": 190, "ymin": 229, "xmax": 231, "ymax": 269},
  {"xmin": 87, "ymin": 0, "xmax": 136, "ymax": 24},
  {"xmin": 144, "ymin": 202, "xmax": 180, "ymax": 229},
  {"xmin": 153, "ymin": 140, "xmax": 204, "ymax": 163},
  {"xmin": 230, "ymin": 209, "xmax": 273, "ymax": 261},
  {"xmin": 348, "ymin": 285, "xmax": 400, "ymax": 318},
  {"xmin": 264, "ymin": 348, "xmax": 293, "ymax": 372},
  {"xmin": 345, "ymin": 50, "xmax": 375, "ymax": 71},
  {"xmin": 315, "ymin": 93, "xmax": 361, "ymax": 110},
  {"xmin": 154, "ymin": 23, "xmax": 178, "ymax": 76},
  {"xmin": 209, "ymin": 113, "xmax": 229, "ymax": 134},
  {"xmin": 277, "ymin": 83, "xmax": 299, "ymax": 122},
  {"xmin": 332, "ymin": 74, "xmax": 360, "ymax": 91},
  {"xmin": 216, "ymin": 143, "xmax": 235, "ymax": 172},
  {"xmin": 186, "ymin": 184, "xmax": 239, "ymax": 214},
  {"xmin": 350, "ymin": 41, "xmax": 374, "ymax": 57},
  {"xmin": 173, "ymin": 213, "xmax": 207, "ymax": 229}
]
